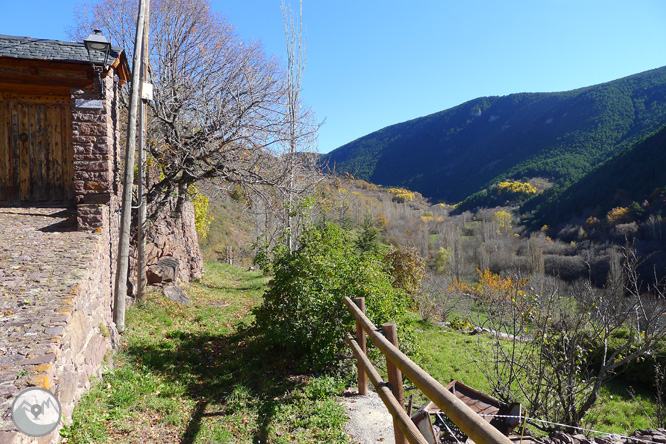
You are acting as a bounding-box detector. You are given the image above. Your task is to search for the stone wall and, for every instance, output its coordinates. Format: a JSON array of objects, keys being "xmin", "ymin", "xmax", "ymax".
[
  {"xmin": 71, "ymin": 73, "xmax": 121, "ymax": 224},
  {"xmin": 71, "ymin": 70, "xmax": 121, "ymax": 309},
  {"xmin": 516, "ymin": 428, "xmax": 666, "ymax": 444},
  {"xmin": 52, "ymin": 208, "xmax": 119, "ymax": 422},
  {"xmin": 0, "ymin": 55, "xmax": 202, "ymax": 442},
  {"xmin": 131, "ymin": 198, "xmax": 204, "ymax": 286},
  {"xmin": 0, "ymin": 208, "xmax": 118, "ymax": 444}
]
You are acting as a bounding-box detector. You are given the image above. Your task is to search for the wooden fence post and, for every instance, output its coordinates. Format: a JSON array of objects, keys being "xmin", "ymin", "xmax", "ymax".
[
  {"xmin": 344, "ymin": 296, "xmax": 514, "ymax": 444},
  {"xmin": 354, "ymin": 297, "xmax": 368, "ymax": 395},
  {"xmin": 383, "ymin": 322, "xmax": 406, "ymax": 444}
]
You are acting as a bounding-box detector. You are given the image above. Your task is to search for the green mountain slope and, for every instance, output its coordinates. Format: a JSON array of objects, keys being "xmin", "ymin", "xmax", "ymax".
[
  {"xmin": 526, "ymin": 124, "xmax": 666, "ymax": 227},
  {"xmin": 323, "ymin": 66, "xmax": 666, "ymax": 204}
]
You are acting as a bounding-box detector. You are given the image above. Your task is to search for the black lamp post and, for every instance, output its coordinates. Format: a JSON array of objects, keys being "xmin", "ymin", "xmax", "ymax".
[{"xmin": 84, "ymin": 29, "xmax": 112, "ymax": 99}]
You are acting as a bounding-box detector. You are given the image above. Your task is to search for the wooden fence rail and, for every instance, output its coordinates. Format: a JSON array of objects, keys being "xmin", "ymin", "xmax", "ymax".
[{"xmin": 344, "ymin": 296, "xmax": 514, "ymax": 444}]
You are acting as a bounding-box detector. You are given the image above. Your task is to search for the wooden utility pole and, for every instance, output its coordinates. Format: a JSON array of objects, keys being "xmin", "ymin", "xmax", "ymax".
[
  {"xmin": 137, "ymin": 0, "xmax": 150, "ymax": 304},
  {"xmin": 114, "ymin": 0, "xmax": 148, "ymax": 332}
]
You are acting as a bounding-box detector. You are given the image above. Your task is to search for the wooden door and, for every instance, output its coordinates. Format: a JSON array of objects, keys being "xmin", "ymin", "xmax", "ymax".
[{"xmin": 0, "ymin": 93, "xmax": 73, "ymax": 205}]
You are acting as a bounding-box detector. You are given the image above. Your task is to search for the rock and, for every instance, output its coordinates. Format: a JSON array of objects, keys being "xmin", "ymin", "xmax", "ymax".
[
  {"xmin": 163, "ymin": 285, "xmax": 190, "ymax": 304},
  {"xmin": 551, "ymin": 431, "xmax": 574, "ymax": 444},
  {"xmin": 131, "ymin": 198, "xmax": 203, "ymax": 284},
  {"xmin": 20, "ymin": 353, "xmax": 55, "ymax": 365},
  {"xmin": 147, "ymin": 257, "xmax": 180, "ymax": 284},
  {"xmin": 573, "ymin": 434, "xmax": 592, "ymax": 444}
]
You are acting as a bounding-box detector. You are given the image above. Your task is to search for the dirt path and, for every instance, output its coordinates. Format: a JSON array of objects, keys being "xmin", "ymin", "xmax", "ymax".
[{"xmin": 342, "ymin": 390, "xmax": 396, "ymax": 444}]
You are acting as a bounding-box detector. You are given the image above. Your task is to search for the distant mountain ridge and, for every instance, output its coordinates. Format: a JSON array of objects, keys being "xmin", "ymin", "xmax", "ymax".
[{"xmin": 323, "ymin": 66, "xmax": 666, "ymax": 204}]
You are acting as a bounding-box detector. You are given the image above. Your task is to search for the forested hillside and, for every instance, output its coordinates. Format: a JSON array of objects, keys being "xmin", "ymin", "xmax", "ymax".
[
  {"xmin": 323, "ymin": 66, "xmax": 666, "ymax": 204},
  {"xmin": 527, "ymin": 124, "xmax": 666, "ymax": 227}
]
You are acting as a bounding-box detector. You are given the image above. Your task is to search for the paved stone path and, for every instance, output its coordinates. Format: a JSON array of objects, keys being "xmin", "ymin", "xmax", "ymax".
[
  {"xmin": 0, "ymin": 207, "xmax": 98, "ymax": 441},
  {"xmin": 342, "ymin": 390, "xmax": 395, "ymax": 444}
]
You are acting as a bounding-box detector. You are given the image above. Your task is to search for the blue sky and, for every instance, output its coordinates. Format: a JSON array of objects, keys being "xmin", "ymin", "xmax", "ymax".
[{"xmin": 2, "ymin": 0, "xmax": 665, "ymax": 153}]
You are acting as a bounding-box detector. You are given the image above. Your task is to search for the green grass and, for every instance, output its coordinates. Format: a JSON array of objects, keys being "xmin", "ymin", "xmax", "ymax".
[
  {"xmin": 410, "ymin": 318, "xmax": 493, "ymax": 393},
  {"xmin": 61, "ymin": 264, "xmax": 352, "ymax": 444},
  {"xmin": 61, "ymin": 262, "xmax": 661, "ymax": 442}
]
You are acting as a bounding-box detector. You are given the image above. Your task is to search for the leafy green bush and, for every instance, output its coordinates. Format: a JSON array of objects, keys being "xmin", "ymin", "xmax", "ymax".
[{"xmin": 252, "ymin": 222, "xmax": 410, "ymax": 373}]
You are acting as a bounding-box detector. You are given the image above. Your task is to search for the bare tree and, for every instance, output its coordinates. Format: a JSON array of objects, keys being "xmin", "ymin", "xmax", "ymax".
[
  {"xmin": 281, "ymin": 0, "xmax": 304, "ymax": 252},
  {"xmin": 475, "ymin": 250, "xmax": 666, "ymax": 431},
  {"xmin": 244, "ymin": 0, "xmax": 323, "ymax": 260},
  {"xmin": 72, "ymin": 0, "xmax": 315, "ymax": 215},
  {"xmin": 417, "ymin": 273, "xmax": 460, "ymax": 322}
]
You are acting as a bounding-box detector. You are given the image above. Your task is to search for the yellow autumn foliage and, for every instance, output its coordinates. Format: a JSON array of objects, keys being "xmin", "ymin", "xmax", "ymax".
[
  {"xmin": 494, "ymin": 210, "xmax": 512, "ymax": 232},
  {"xmin": 497, "ymin": 181, "xmax": 538, "ymax": 197},
  {"xmin": 607, "ymin": 206, "xmax": 633, "ymax": 225},
  {"xmin": 188, "ymin": 185, "xmax": 213, "ymax": 240},
  {"xmin": 450, "ymin": 269, "xmax": 532, "ymax": 313}
]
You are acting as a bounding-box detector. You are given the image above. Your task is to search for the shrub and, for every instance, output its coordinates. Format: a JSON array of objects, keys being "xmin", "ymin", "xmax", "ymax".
[
  {"xmin": 383, "ymin": 246, "xmax": 426, "ymax": 296},
  {"xmin": 544, "ymin": 254, "xmax": 588, "ymax": 282},
  {"xmin": 252, "ymin": 222, "xmax": 410, "ymax": 373}
]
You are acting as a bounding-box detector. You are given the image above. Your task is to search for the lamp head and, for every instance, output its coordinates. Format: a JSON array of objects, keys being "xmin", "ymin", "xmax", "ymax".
[{"xmin": 84, "ymin": 29, "xmax": 111, "ymax": 69}]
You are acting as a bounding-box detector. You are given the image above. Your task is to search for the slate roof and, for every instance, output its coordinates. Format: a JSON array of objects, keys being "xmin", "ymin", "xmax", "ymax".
[{"xmin": 0, "ymin": 34, "xmax": 123, "ymax": 65}]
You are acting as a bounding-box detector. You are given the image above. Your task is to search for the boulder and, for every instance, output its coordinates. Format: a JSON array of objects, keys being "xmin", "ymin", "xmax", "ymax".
[
  {"xmin": 147, "ymin": 257, "xmax": 180, "ymax": 284},
  {"xmin": 163, "ymin": 285, "xmax": 190, "ymax": 304}
]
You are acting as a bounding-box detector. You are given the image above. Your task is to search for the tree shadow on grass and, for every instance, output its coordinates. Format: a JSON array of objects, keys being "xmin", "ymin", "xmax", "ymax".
[
  {"xmin": 123, "ymin": 326, "xmax": 304, "ymax": 444},
  {"xmin": 197, "ymin": 281, "xmax": 267, "ymax": 292}
]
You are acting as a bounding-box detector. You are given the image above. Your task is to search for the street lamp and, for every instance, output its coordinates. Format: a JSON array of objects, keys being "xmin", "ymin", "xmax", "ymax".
[{"xmin": 84, "ymin": 29, "xmax": 112, "ymax": 99}]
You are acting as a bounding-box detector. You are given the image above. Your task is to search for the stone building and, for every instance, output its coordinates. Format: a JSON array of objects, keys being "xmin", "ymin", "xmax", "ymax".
[
  {"xmin": 0, "ymin": 34, "xmax": 203, "ymax": 284},
  {"xmin": 0, "ymin": 34, "xmax": 203, "ymax": 442},
  {"xmin": 0, "ymin": 34, "xmax": 129, "ymax": 230}
]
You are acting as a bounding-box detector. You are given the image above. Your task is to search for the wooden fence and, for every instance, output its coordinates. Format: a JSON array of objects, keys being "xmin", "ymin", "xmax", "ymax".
[{"xmin": 344, "ymin": 296, "xmax": 514, "ymax": 444}]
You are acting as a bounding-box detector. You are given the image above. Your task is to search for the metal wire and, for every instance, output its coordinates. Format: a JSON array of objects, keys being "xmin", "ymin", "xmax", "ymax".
[{"xmin": 476, "ymin": 413, "xmax": 651, "ymax": 444}]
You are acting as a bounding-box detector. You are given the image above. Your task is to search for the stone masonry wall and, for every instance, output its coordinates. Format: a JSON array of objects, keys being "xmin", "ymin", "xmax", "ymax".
[
  {"xmin": 72, "ymin": 70, "xmax": 121, "ymax": 307},
  {"xmin": 53, "ymin": 207, "xmax": 119, "ymax": 421},
  {"xmin": 131, "ymin": 199, "xmax": 204, "ymax": 287},
  {"xmin": 72, "ymin": 71, "xmax": 121, "ymax": 232},
  {"xmin": 0, "ymin": 57, "xmax": 200, "ymax": 442},
  {"xmin": 0, "ymin": 208, "xmax": 119, "ymax": 444}
]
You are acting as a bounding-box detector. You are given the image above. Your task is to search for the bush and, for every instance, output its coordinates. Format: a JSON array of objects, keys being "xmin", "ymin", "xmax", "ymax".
[
  {"xmin": 544, "ymin": 254, "xmax": 588, "ymax": 282},
  {"xmin": 252, "ymin": 222, "xmax": 410, "ymax": 373},
  {"xmin": 383, "ymin": 246, "xmax": 426, "ymax": 296}
]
